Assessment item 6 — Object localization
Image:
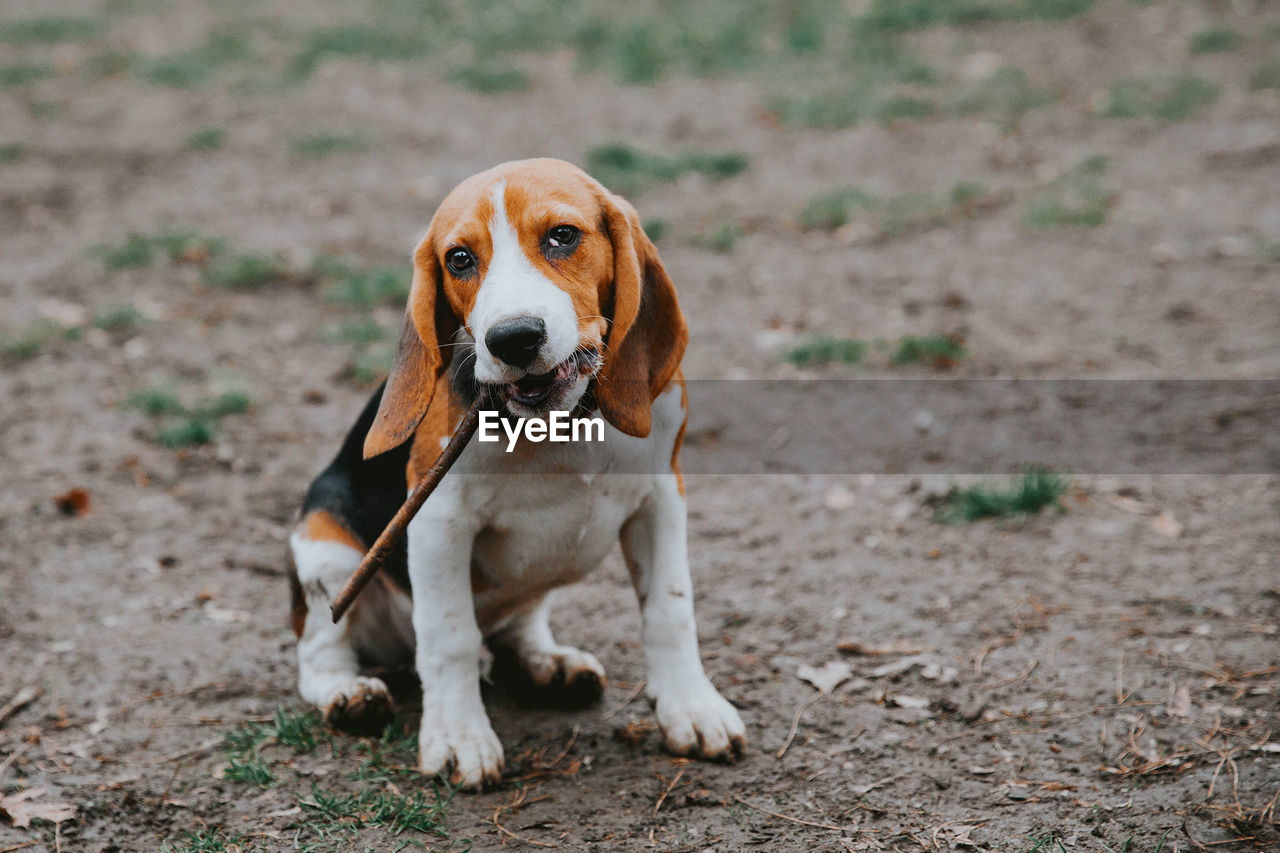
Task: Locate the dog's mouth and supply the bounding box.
[500,349,600,410]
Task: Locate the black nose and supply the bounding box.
[485,317,546,369]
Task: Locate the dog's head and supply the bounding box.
[362,158,687,459]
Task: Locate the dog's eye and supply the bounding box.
[445,248,475,275]
[546,225,580,249]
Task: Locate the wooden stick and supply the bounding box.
[330,398,485,623]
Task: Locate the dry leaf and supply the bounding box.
[0,788,75,828]
[797,661,853,694]
[205,607,250,623]
[920,662,959,683]
[1166,685,1192,718]
[1108,495,1150,515]
[52,488,91,517]
[823,485,855,510]
[837,639,930,656]
[1151,511,1182,538]
[869,655,929,679]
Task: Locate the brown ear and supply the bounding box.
[596,193,688,438]
[362,243,457,458]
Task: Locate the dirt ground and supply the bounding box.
[2,1,1278,850]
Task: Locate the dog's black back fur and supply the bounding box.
[301,382,411,589]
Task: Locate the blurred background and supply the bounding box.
[1,1,1278,851]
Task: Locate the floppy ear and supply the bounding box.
[596,193,688,438]
[362,242,457,459]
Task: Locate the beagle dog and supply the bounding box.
[288,158,746,788]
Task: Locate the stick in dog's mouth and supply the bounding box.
[500,348,600,410]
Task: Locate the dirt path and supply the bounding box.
[1,1,1277,850]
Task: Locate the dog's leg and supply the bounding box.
[290,517,395,735]
[488,595,606,708]
[620,475,746,760]
[408,508,504,789]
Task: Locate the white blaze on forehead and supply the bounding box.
[469,180,580,383]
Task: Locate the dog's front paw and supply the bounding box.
[322,676,395,737]
[418,710,505,790]
[654,681,746,762]
[490,644,606,709]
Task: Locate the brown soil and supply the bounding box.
[1,1,1278,850]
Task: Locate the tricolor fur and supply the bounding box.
[288,159,745,789]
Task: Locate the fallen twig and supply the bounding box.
[982,659,1038,690]
[0,686,41,728]
[492,788,558,848]
[776,695,824,759]
[601,680,646,720]
[654,766,686,814]
[732,795,850,832]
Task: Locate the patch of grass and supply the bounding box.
[300,786,449,837]
[891,334,966,367]
[127,385,251,447]
[93,233,154,270]
[193,390,252,419]
[126,387,184,418]
[315,257,409,309]
[800,181,994,236]
[93,304,146,332]
[1095,75,1219,121]
[222,748,276,786]
[139,30,250,88]
[783,335,867,367]
[200,252,289,290]
[0,16,101,44]
[798,187,878,230]
[952,66,1054,128]
[341,343,396,385]
[768,37,941,131]
[770,86,935,129]
[1154,75,1219,120]
[290,25,429,80]
[290,133,366,159]
[693,216,742,252]
[1249,60,1280,92]
[151,230,224,263]
[1023,154,1112,228]
[0,143,26,164]
[185,126,226,151]
[155,417,216,448]
[448,62,530,93]
[351,724,418,785]
[586,143,749,195]
[325,317,388,346]
[82,49,134,78]
[1021,833,1071,853]
[0,320,71,361]
[642,218,669,242]
[860,0,1095,32]
[0,64,54,88]
[936,467,1069,523]
[268,705,324,753]
[221,706,324,788]
[1188,26,1243,55]
[164,828,253,853]
[95,231,224,270]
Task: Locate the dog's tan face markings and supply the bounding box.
[423,161,612,355]
[364,157,687,458]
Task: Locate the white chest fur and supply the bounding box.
[408,383,685,632]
